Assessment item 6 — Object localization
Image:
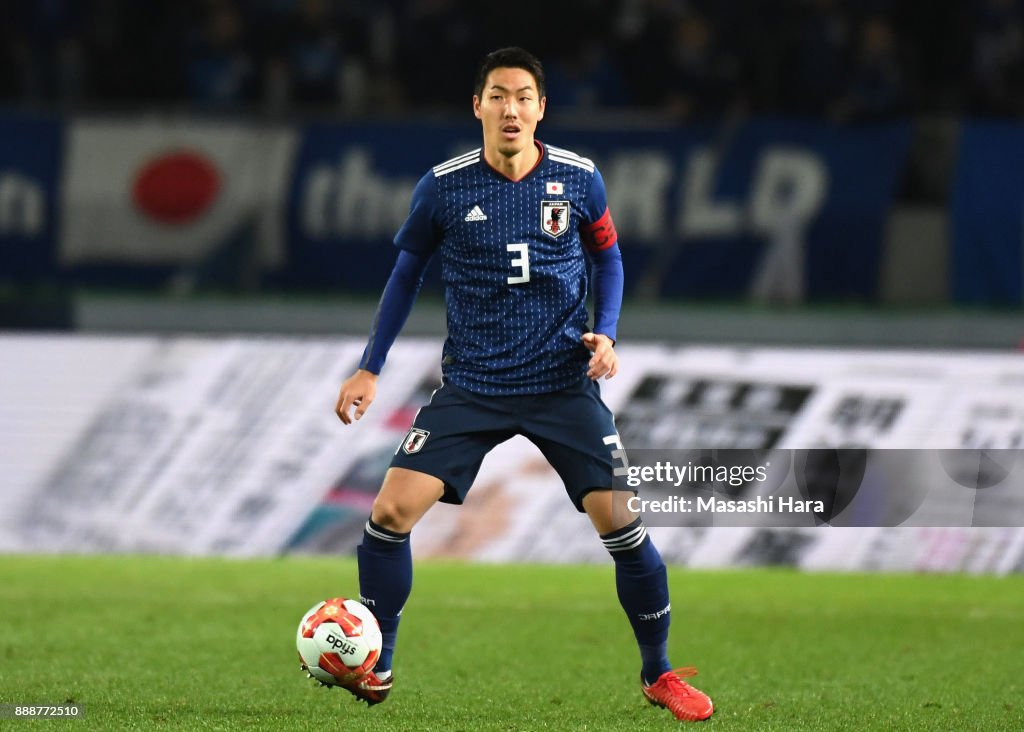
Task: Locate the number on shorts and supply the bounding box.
[603,434,629,477]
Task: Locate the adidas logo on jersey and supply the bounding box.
[464,205,488,222]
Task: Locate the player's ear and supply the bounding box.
[473,95,482,119]
[537,96,546,120]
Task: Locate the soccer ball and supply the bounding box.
[296,597,382,687]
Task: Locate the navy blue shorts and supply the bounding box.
[390,375,622,511]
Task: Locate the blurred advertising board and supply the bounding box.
[3,334,1024,574]
[0,113,909,301]
[284,118,911,300]
[952,121,1024,305]
[0,113,62,278]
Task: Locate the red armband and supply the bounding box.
[580,207,618,252]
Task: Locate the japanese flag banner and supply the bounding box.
[60,119,296,268]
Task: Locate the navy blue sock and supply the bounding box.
[601,518,672,685]
[357,519,412,674]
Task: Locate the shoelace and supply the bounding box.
[659,667,700,698]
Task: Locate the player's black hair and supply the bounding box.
[474,47,546,99]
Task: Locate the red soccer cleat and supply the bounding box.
[340,669,393,706]
[642,667,714,722]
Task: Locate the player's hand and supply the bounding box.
[336,369,378,425]
[582,333,618,380]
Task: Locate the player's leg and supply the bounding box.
[527,420,675,686]
[577,488,713,721]
[370,466,445,532]
[347,381,514,705]
[525,377,713,721]
[357,467,444,677]
[581,489,673,687]
[343,467,443,705]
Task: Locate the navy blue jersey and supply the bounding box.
[394,142,618,395]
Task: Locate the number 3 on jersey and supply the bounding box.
[507,243,530,284]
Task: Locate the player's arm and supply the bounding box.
[336,173,441,424]
[335,249,432,423]
[580,168,623,380]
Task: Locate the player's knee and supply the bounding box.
[583,488,639,535]
[370,496,417,533]
[372,468,444,531]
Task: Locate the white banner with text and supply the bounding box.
[3,334,1023,573]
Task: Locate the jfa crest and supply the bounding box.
[402,427,430,454]
[541,200,570,238]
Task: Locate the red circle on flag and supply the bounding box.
[132,150,221,225]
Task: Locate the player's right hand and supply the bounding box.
[336,369,378,425]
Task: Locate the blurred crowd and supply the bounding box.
[1,0,1023,121]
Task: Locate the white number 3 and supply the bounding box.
[507,243,530,284]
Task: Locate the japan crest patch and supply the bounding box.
[402,427,430,454]
[541,200,569,238]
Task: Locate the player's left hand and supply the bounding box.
[582,333,618,380]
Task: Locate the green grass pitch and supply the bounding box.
[1,555,1022,730]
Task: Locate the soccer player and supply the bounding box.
[334,47,713,723]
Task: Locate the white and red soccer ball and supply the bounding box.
[296,598,382,687]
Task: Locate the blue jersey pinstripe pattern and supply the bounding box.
[394,141,608,395]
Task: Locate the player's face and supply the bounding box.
[473,67,546,158]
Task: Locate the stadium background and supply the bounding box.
[3,0,1024,563]
[3,3,1024,729]
[4,0,1024,569]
